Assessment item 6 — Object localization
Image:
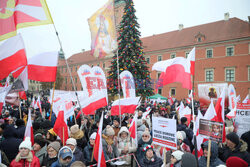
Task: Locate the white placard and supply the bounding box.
[152,116,177,150]
[235,103,250,137]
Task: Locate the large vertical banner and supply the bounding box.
[235,103,250,137]
[198,83,228,111]
[120,70,136,98]
[88,0,117,58]
[152,117,177,150]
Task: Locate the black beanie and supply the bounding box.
[226,132,240,146]
[34,136,46,148]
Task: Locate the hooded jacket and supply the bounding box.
[83,142,96,166]
[0,125,22,162]
[117,126,136,165]
[219,139,250,165]
[10,151,40,167]
[139,153,163,167]
[198,141,224,167]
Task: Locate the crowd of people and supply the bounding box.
[0,94,249,167]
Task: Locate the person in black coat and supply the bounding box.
[0,125,22,162]
[219,132,250,165]
[83,132,97,166]
[15,119,25,139]
[139,145,163,167]
[241,130,250,153]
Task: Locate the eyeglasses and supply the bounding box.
[142,135,149,137]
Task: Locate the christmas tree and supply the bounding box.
[108,0,154,97]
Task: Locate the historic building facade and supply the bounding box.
[58,13,250,100]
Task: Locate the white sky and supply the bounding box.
[3,0,250,59]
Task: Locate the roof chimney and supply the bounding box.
[179,24,184,31]
[224,12,229,21]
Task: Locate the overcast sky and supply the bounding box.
[5,0,250,59]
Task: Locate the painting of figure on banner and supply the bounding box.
[88,0,117,58]
[199,119,223,142]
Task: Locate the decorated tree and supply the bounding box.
[108,0,154,97]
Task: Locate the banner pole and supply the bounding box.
[207,139,211,167]
[116,49,122,127]
[49,82,56,121]
[63,126,65,146]
[45,0,83,120]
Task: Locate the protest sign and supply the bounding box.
[235,103,250,137]
[199,119,223,142]
[152,116,177,150]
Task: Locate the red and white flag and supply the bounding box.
[0,34,27,80]
[120,70,136,98]
[215,88,226,142]
[179,106,192,126]
[187,47,195,76]
[27,52,58,82]
[236,95,241,103]
[0,0,52,41]
[53,110,68,146]
[226,84,237,119]
[94,112,106,167]
[24,109,34,145]
[186,90,192,104]
[129,112,138,147]
[204,99,217,121]
[168,91,174,105]
[34,95,42,114]
[142,107,151,119]
[0,85,12,115]
[111,97,140,116]
[242,95,249,104]
[153,57,192,90]
[31,96,36,108]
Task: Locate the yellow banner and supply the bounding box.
[88,0,117,58]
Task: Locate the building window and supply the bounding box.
[65,77,67,84]
[75,77,77,83]
[185,52,189,58]
[158,89,162,95]
[248,67,250,81]
[75,66,78,71]
[205,69,214,82]
[146,57,150,64]
[103,63,105,69]
[206,49,213,58]
[65,67,67,73]
[170,53,176,59]
[197,37,201,42]
[225,68,235,81]
[170,88,176,96]
[157,55,162,61]
[226,46,234,56]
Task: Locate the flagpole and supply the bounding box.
[45,0,84,121]
[49,82,56,121]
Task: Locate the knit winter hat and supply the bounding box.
[19,137,32,150]
[171,150,184,161]
[181,152,197,167]
[105,125,115,136]
[70,124,84,139]
[226,132,240,146]
[90,132,97,140]
[66,138,77,146]
[226,156,248,167]
[48,141,61,153]
[142,145,154,152]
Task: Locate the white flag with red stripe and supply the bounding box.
[186,90,192,104]
[204,99,217,121]
[153,57,192,90]
[187,47,195,76]
[34,95,42,114]
[168,90,174,105]
[120,70,136,98]
[0,85,12,115]
[24,109,34,145]
[94,112,106,167]
[179,106,192,126]
[111,97,140,116]
[129,112,138,147]
[226,84,237,119]
[242,95,249,104]
[0,34,27,80]
[142,107,151,119]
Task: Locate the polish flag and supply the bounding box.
[0,85,12,115]
[179,106,192,126]
[27,52,58,82]
[120,70,136,98]
[168,91,174,105]
[226,84,237,119]
[53,110,68,146]
[0,34,27,80]
[94,112,106,167]
[186,91,192,104]
[187,47,196,76]
[19,91,27,100]
[236,95,241,103]
[24,109,34,145]
[215,88,226,142]
[129,112,138,147]
[142,107,151,119]
[204,100,217,121]
[4,76,10,87]
[111,97,140,116]
[34,95,42,114]
[152,57,192,90]
[31,96,36,108]
[242,95,249,104]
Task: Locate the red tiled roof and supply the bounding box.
[142,17,250,52]
[64,17,250,65]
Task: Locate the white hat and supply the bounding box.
[19,137,32,150]
[172,150,184,161]
[176,131,184,141]
[90,132,97,140]
[105,125,115,136]
[66,138,77,146]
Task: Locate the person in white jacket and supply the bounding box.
[117,126,137,167]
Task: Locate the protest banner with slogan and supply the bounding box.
[198,83,228,111]
[152,117,177,150]
[235,103,250,137]
[199,119,223,142]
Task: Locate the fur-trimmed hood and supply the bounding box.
[225,139,248,152]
